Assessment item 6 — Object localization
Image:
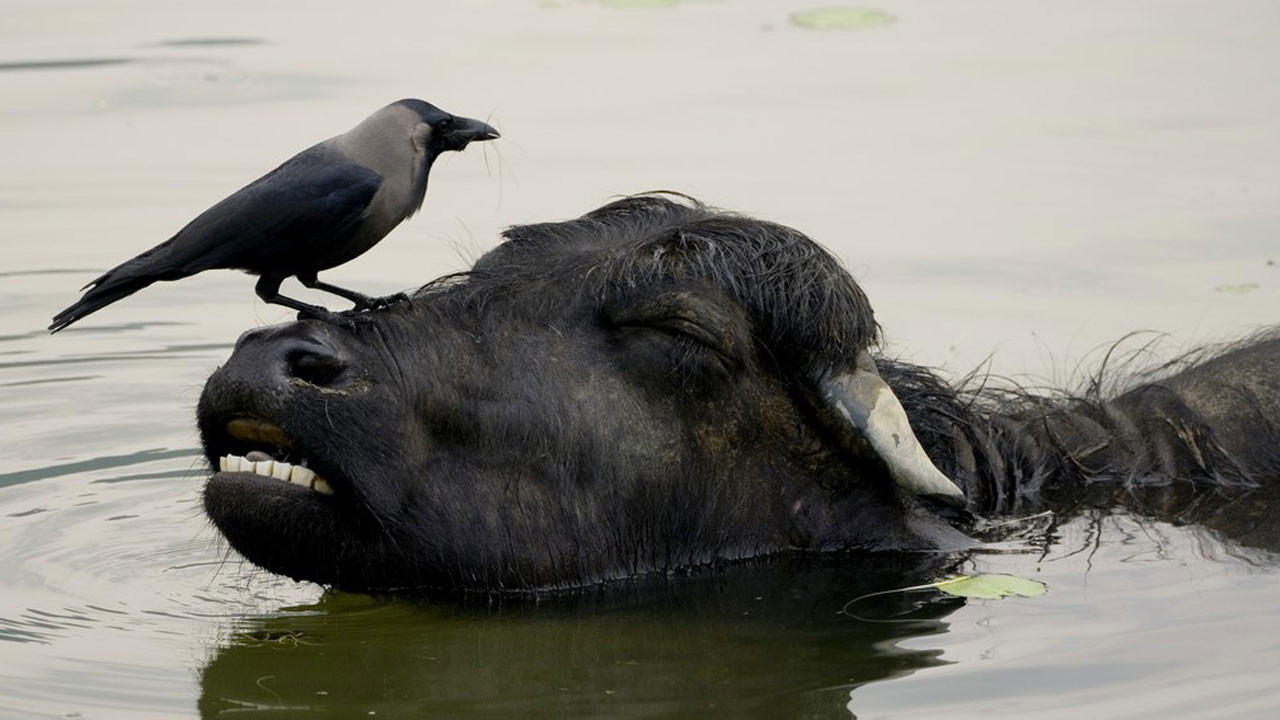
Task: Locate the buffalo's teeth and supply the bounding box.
[217,452,331,495]
[290,465,315,485]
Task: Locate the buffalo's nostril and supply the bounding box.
[286,346,348,387]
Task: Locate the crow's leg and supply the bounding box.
[297,273,407,311]
[255,275,338,322]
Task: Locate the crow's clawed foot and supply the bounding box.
[297,305,357,329]
[352,292,411,312]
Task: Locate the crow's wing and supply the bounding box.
[161,149,384,275]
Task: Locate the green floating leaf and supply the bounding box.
[840,573,1047,619]
[931,573,1047,600]
[790,7,896,31]
[1214,282,1260,295]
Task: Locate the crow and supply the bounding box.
[49,99,498,332]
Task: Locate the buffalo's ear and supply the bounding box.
[808,350,966,506]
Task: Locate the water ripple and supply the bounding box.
[0,58,132,72]
[0,448,201,489]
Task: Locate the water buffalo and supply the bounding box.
[197,195,1280,594]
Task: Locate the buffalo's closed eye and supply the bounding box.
[605,292,750,395]
[619,315,741,371]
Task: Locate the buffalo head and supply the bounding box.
[197,196,974,594]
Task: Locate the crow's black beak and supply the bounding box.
[441,116,500,151]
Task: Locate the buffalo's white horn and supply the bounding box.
[816,351,966,506]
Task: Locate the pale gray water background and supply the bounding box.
[1,0,1278,718]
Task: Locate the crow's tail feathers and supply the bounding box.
[48,271,160,333]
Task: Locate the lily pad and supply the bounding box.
[841,572,1048,618]
[790,7,896,31]
[930,573,1047,600]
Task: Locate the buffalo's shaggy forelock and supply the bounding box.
[439,194,879,376]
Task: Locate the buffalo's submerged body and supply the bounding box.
[197,196,1280,594]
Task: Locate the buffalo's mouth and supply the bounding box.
[201,408,395,591]
[206,417,341,499]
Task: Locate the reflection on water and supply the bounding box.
[2,0,1278,717]
[187,517,1278,719]
[199,559,959,718]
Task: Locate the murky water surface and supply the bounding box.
[2,1,1277,717]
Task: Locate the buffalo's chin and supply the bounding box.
[202,468,417,592]
[203,472,342,581]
